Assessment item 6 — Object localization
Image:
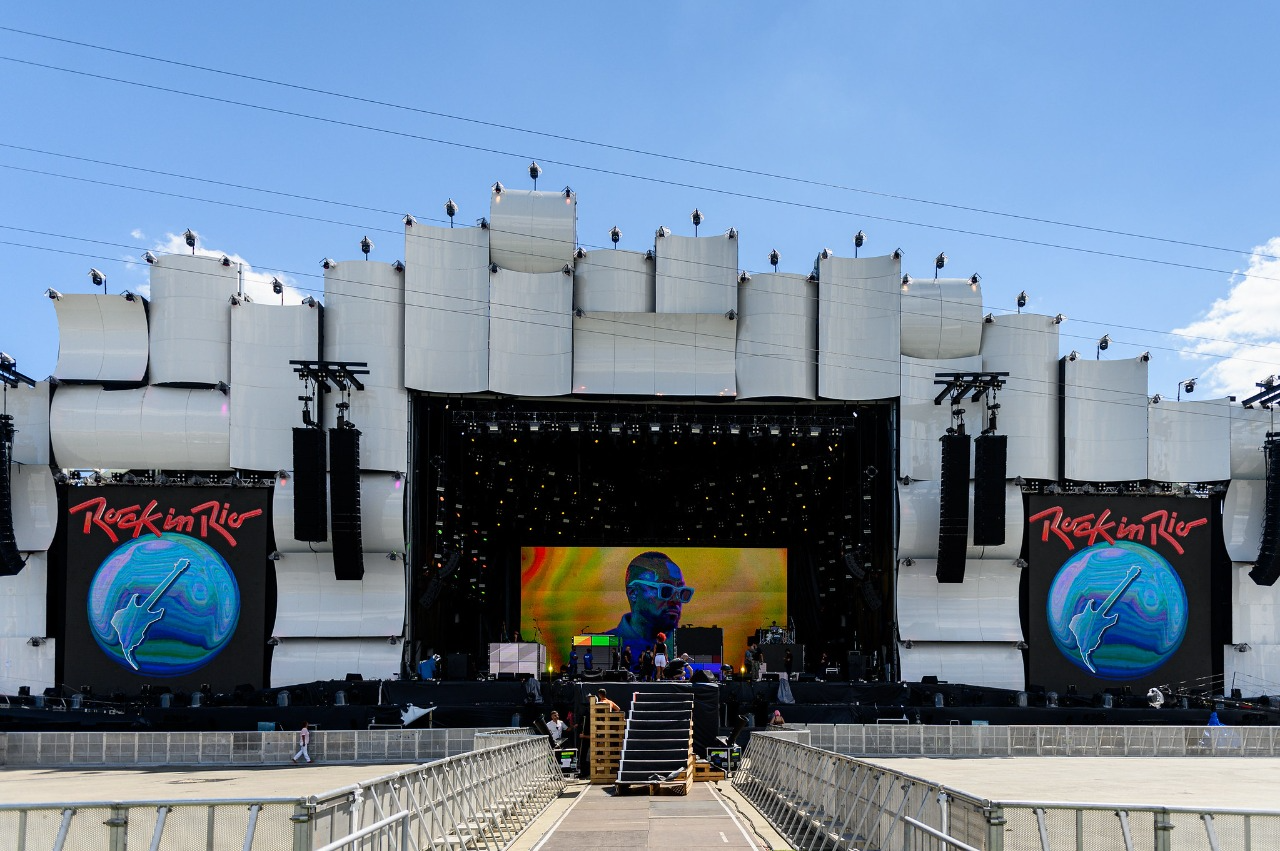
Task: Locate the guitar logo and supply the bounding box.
[1068,566,1141,673]
[110,559,190,671]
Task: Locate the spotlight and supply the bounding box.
[574,248,586,260]
[392,260,405,272]
[984,313,994,323]
[768,249,779,270]
[1179,378,1197,401]
[88,268,107,291]
[45,288,62,300]
[268,551,282,561]
[1067,351,1080,361]
[901,274,911,292]
[183,228,197,253]
[737,271,750,284]
[610,225,621,247]
[728,423,741,435]
[444,199,457,226]
[573,307,585,318]
[321,258,336,270]
[489,262,499,274]
[1150,394,1163,404]
[404,213,417,226]
[1096,334,1111,358]
[142,251,158,265]
[271,277,284,303]
[301,296,318,307]
[387,552,399,561]
[220,255,232,267]
[492,181,504,198]
[724,309,737,320]
[690,208,703,235]
[969,273,980,289]
[934,252,946,277]
[360,236,373,259]
[1140,351,1151,362]
[1053,313,1066,324]
[1017,290,1028,312]
[854,230,866,256]
[123,291,137,302]
[528,160,542,188]
[892,247,903,260]
[563,186,573,202]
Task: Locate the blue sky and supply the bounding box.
[2,4,1279,400]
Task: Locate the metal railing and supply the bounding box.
[734,735,1280,850]
[797,724,1280,758]
[305,735,565,850]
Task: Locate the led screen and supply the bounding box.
[521,546,786,672]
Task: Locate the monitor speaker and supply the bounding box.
[445,653,470,680]
[291,427,328,542]
[1251,437,1280,586]
[972,434,1007,546]
[329,426,363,580]
[937,432,971,583]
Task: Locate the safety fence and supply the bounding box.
[0,734,563,850]
[800,724,1280,758]
[734,734,1280,850]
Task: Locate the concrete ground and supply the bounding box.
[864,756,1280,809]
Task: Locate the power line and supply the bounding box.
[0,24,1272,264]
[1,54,1272,280]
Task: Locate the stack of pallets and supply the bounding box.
[588,699,626,783]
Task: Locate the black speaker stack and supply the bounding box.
[972,434,1007,546]
[0,415,23,575]
[1250,435,1280,586]
[291,427,329,542]
[937,432,971,582]
[329,426,364,580]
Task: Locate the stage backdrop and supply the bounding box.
[1027,494,1213,693]
[521,546,786,671]
[62,486,269,693]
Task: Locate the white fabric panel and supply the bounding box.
[817,254,901,400]
[0,635,55,696]
[229,302,320,472]
[52,294,149,382]
[269,638,402,688]
[1224,480,1267,562]
[900,279,983,359]
[0,552,47,637]
[148,254,237,385]
[736,272,817,400]
[574,249,654,313]
[899,355,982,481]
[571,313,735,397]
[1062,357,1149,482]
[272,474,403,553]
[272,474,329,553]
[50,386,230,470]
[897,559,1023,642]
[324,263,408,473]
[1223,643,1280,696]
[979,313,1060,480]
[1147,398,1232,483]
[654,232,738,315]
[899,642,1025,691]
[488,188,577,274]
[404,223,490,393]
[272,552,405,638]
[1232,563,1280,645]
[7,381,50,465]
[897,480,1025,560]
[1230,405,1274,480]
[488,269,573,397]
[11,466,56,552]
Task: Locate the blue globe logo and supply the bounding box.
[87,533,241,677]
[1046,541,1187,680]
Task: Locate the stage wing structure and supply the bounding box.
[896,558,1022,642]
[1147,398,1231,484]
[573,249,654,313]
[488,187,577,274]
[899,354,981,482]
[10,465,56,553]
[1061,356,1150,482]
[147,254,238,386]
[404,222,490,393]
[272,472,404,554]
[979,313,1060,481]
[818,253,901,400]
[897,479,1024,561]
[572,313,736,397]
[270,638,403,689]
[488,267,573,397]
[1230,404,1272,481]
[899,278,983,360]
[899,641,1025,692]
[52,293,149,383]
[654,230,739,316]
[272,552,405,639]
[7,381,50,465]
[735,272,817,400]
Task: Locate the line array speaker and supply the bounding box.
[937,432,971,583]
[291,427,328,542]
[0,415,23,575]
[972,434,1008,546]
[1250,436,1280,586]
[329,426,364,580]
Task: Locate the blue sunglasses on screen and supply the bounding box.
[628,579,695,603]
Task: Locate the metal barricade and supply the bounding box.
[998,801,1280,851]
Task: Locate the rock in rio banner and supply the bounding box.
[61,487,269,692]
[1026,495,1213,693]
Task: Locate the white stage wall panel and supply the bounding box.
[272,552,405,638]
[148,254,237,386]
[229,302,320,472]
[1223,479,1266,563]
[52,293,149,383]
[572,313,735,397]
[0,552,47,638]
[269,638,402,688]
[654,231,738,315]
[50,386,231,471]
[11,466,56,553]
[899,355,982,481]
[8,381,50,466]
[0,635,55,697]
[324,262,408,473]
[272,473,404,554]
[488,188,577,274]
[573,249,654,313]
[1147,398,1232,483]
[272,474,328,553]
[896,559,1023,642]
[900,279,983,360]
[979,313,1060,481]
[1223,643,1280,697]
[817,254,901,400]
[404,223,490,393]
[736,272,817,400]
[899,642,1025,691]
[1230,405,1274,480]
[897,480,1025,561]
[488,268,573,397]
[1232,563,1280,645]
[1062,357,1149,482]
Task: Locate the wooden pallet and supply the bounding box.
[693,760,726,782]
[588,700,625,783]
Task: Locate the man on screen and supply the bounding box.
[604,551,694,665]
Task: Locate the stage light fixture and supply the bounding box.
[1067,351,1080,361]
[183,228,197,253]
[393,260,405,272]
[486,421,499,433]
[934,252,946,277]
[728,423,741,435]
[690,208,703,235]
[142,251,158,264]
[768,425,781,437]
[302,296,318,307]
[1150,394,1163,404]
[969,273,980,290]
[892,247,903,260]
[88,268,107,292]
[768,248,780,270]
[268,551,282,561]
[321,258,336,270]
[1096,334,1111,358]
[610,225,621,247]
[809,425,822,437]
[492,181,504,198]
[854,230,866,257]
[360,236,373,258]
[1179,377,1197,400]
[901,274,911,292]
[984,313,994,323]
[528,160,542,188]
[610,423,622,434]
[1017,290,1028,312]
[1053,313,1066,324]
[44,288,61,300]
[404,213,417,227]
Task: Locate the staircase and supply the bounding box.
[615,691,694,793]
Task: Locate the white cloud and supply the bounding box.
[1174,236,1280,396]
[130,228,145,240]
[150,231,310,305]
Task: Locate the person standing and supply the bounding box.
[546,710,569,746]
[620,645,633,673]
[291,721,312,764]
[583,648,594,672]
[568,647,578,676]
[654,640,668,681]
